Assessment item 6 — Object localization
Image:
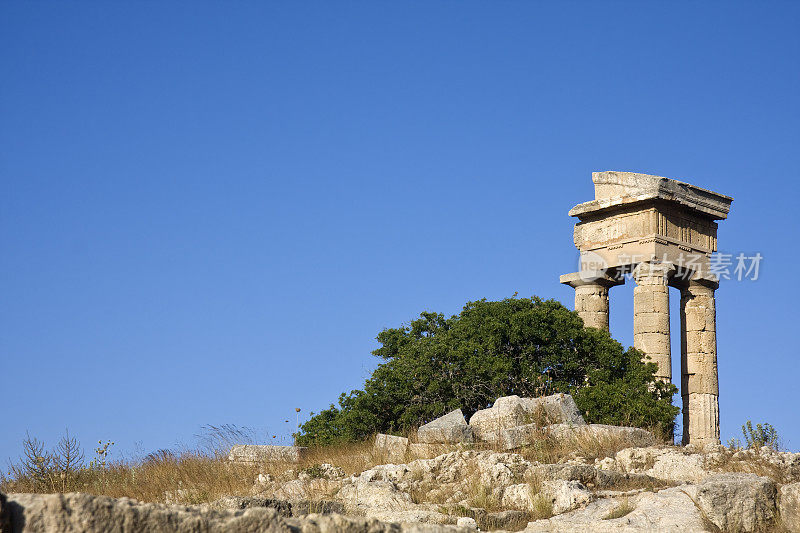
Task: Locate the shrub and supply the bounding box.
[741,420,780,451]
[297,297,678,445]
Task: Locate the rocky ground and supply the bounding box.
[3,395,799,532]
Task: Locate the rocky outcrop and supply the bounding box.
[0,492,470,533]
[609,446,712,482]
[525,487,707,532]
[469,394,585,444]
[683,473,777,533]
[417,410,472,444]
[780,482,800,533]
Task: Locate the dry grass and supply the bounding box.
[707,449,797,485]
[511,425,657,464]
[2,451,261,504]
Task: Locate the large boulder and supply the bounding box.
[779,482,800,532]
[0,492,470,533]
[469,394,585,444]
[228,444,307,463]
[683,473,777,533]
[417,409,473,444]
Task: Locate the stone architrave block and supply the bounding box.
[469,394,585,444]
[228,444,308,464]
[500,423,655,450]
[373,433,409,463]
[417,409,473,444]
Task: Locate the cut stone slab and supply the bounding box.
[499,423,655,450]
[374,434,409,463]
[417,409,473,444]
[228,444,307,464]
[469,394,585,444]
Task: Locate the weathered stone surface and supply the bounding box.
[683,473,777,533]
[228,444,307,463]
[779,482,800,532]
[417,409,472,444]
[525,487,707,532]
[374,433,410,463]
[210,496,344,517]
[470,394,585,444]
[409,443,454,458]
[542,480,593,515]
[455,517,477,530]
[339,480,415,513]
[501,423,655,451]
[612,446,712,483]
[1,492,470,533]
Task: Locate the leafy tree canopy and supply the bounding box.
[297,297,678,445]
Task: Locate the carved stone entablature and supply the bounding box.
[570,172,732,275]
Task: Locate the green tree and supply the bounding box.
[297,297,678,445]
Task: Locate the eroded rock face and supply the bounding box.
[612,446,712,482]
[779,482,800,533]
[469,394,585,444]
[417,410,473,444]
[683,473,777,533]
[525,487,707,532]
[0,492,469,533]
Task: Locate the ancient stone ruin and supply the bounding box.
[560,171,733,447]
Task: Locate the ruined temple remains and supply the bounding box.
[560,171,732,447]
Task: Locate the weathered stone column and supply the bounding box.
[633,262,674,382]
[560,271,621,331]
[680,278,720,446]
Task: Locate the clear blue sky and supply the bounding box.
[2,2,798,464]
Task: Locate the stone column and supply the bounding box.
[574,283,611,330]
[560,271,622,331]
[633,262,675,382]
[680,278,720,446]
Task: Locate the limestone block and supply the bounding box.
[683,473,777,533]
[632,312,669,332]
[408,442,453,458]
[228,445,308,464]
[685,372,719,395]
[374,434,409,463]
[469,394,585,444]
[779,482,800,533]
[417,409,473,444]
[634,332,670,354]
[501,423,655,451]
